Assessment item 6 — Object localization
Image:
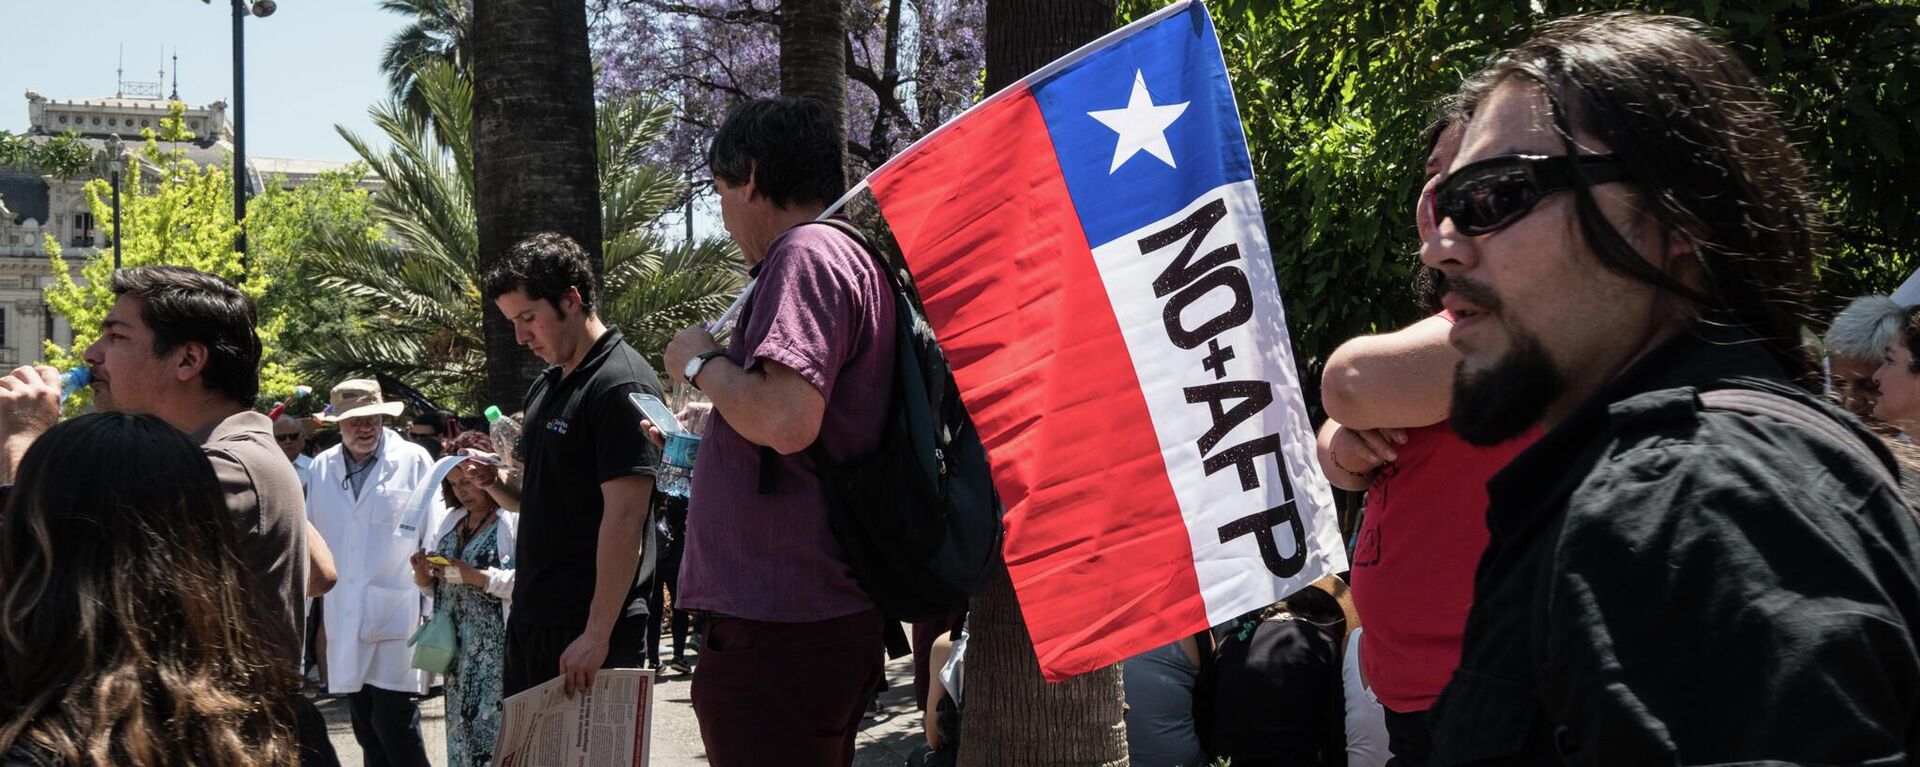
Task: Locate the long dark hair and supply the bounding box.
[0,413,296,766]
[1461,11,1820,382]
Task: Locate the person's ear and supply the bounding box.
[173,340,210,384]
[562,286,584,318]
[1656,227,1704,292]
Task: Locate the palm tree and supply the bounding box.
[379,0,471,122]
[301,62,741,411]
[960,7,1127,764]
[471,0,604,408]
[780,0,849,185]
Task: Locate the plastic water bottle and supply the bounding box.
[59,367,90,402]
[489,415,522,464]
[657,432,701,498]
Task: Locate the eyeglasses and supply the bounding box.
[275,433,302,443]
[1430,153,1628,236]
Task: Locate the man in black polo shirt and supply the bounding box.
[475,232,662,696]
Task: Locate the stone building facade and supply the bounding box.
[0,89,367,368]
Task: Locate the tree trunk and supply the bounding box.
[961,5,1123,764]
[982,0,1116,93]
[959,555,1130,766]
[778,0,848,186]
[470,0,603,408]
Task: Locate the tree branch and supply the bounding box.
[647,0,777,26]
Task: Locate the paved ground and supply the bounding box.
[317,647,924,766]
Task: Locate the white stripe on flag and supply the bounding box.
[1088,180,1347,626]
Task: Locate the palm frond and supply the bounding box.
[304,63,738,411]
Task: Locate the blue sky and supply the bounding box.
[0,0,408,162]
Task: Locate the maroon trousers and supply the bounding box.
[691,608,886,766]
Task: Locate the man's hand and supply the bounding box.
[558,631,611,697]
[664,326,722,386]
[0,366,63,483]
[639,420,667,450]
[460,449,502,488]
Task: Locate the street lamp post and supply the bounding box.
[205,0,275,275]
[104,134,125,269]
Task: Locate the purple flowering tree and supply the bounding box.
[591,0,984,181]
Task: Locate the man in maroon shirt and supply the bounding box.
[661,97,897,767]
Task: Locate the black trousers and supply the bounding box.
[504,612,648,697]
[1383,706,1431,767]
[345,686,431,767]
[294,695,342,767]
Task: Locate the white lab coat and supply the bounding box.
[307,429,441,695]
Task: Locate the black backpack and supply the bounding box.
[800,219,1003,638]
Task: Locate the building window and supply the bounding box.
[57,115,67,124]
[75,213,93,239]
[108,118,117,127]
[91,116,100,126]
[141,119,150,127]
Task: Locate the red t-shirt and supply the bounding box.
[1350,421,1536,712]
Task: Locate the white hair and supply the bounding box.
[1824,294,1904,361]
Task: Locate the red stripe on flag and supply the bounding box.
[870,87,1209,680]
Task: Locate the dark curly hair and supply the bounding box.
[481,232,598,316]
[1452,11,1821,383]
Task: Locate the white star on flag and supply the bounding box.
[1088,69,1191,173]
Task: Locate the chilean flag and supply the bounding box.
[860,0,1345,680]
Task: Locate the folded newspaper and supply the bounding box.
[493,668,655,767]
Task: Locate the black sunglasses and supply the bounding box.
[275,433,302,443]
[1430,153,1628,236]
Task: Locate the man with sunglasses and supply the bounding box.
[276,413,314,488]
[1421,13,1920,766]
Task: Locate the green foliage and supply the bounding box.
[0,129,94,179]
[1156,0,1920,401]
[40,102,341,410]
[247,165,385,411]
[304,61,742,412]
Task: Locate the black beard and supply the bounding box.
[1450,330,1562,446]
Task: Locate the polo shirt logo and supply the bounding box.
[546,418,570,436]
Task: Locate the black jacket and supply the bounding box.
[1429,324,1920,766]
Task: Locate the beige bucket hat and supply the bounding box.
[318,378,405,422]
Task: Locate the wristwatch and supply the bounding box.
[684,350,728,389]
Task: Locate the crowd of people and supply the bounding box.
[4,9,1920,767]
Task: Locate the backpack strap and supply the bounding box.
[1697,388,1897,489]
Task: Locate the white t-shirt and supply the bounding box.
[940,629,969,707]
[1344,628,1391,767]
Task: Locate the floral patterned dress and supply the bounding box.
[432,512,510,767]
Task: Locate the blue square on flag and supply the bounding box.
[1031,3,1255,248]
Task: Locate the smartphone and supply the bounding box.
[426,555,452,567]
[630,392,685,435]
